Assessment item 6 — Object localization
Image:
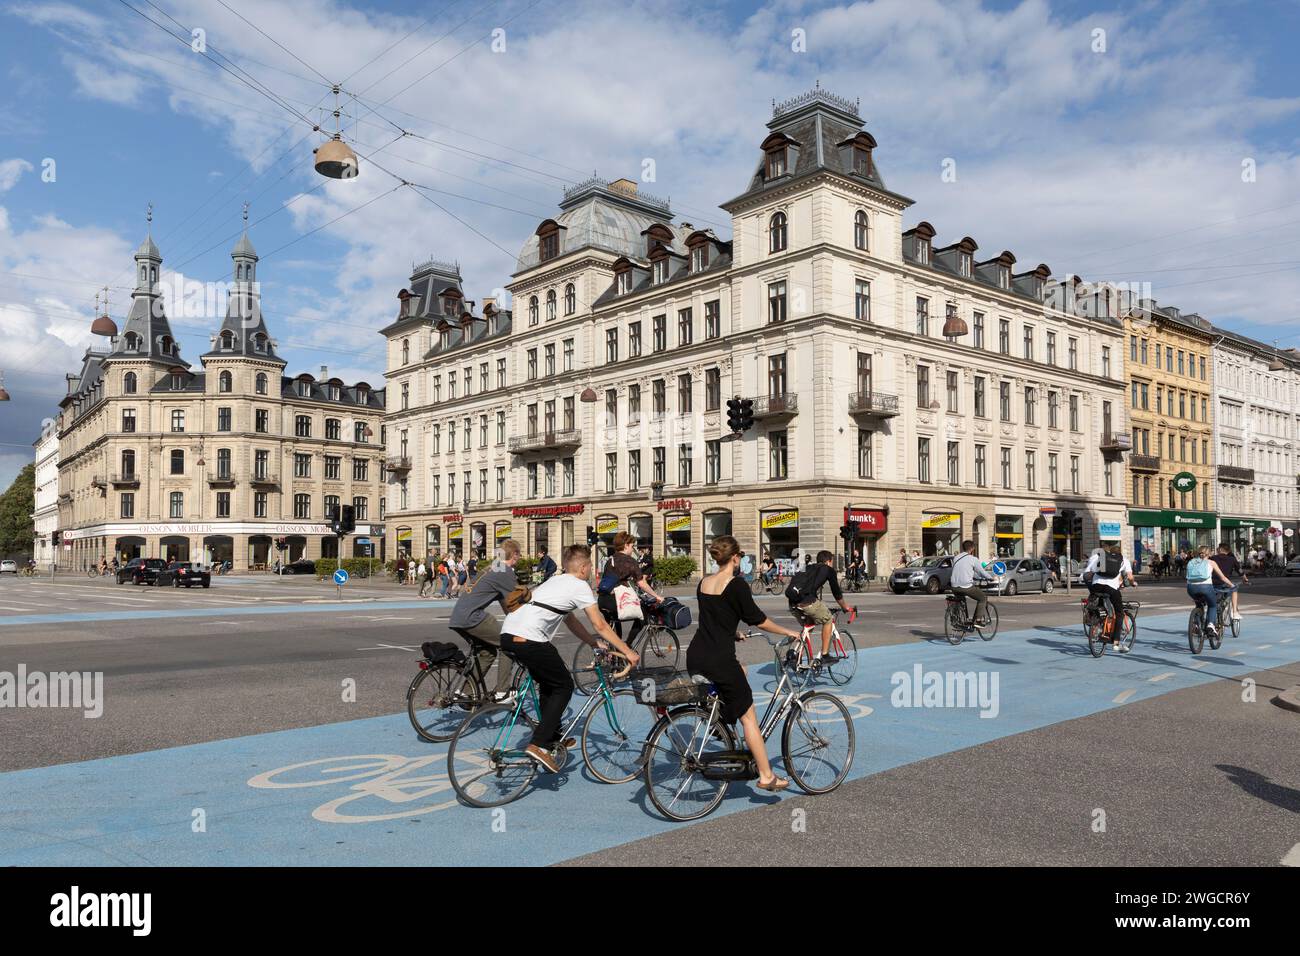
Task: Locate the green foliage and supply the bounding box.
[0,464,36,559]
[514,555,537,583]
[313,557,379,580]
[653,554,697,586]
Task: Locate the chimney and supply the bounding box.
[320,365,329,379]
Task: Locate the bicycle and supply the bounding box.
[781,606,858,685]
[642,633,854,822]
[843,569,871,594]
[1081,592,1139,657]
[750,570,785,595]
[1188,584,1237,654]
[943,592,999,644]
[447,649,656,807]
[407,635,528,743]
[20,566,37,577]
[571,608,680,696]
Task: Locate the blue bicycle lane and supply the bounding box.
[2,612,1297,866]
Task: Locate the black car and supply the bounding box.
[116,557,167,585]
[157,563,211,588]
[280,559,317,575]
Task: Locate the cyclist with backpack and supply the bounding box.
[498,544,640,773]
[1186,545,1234,638]
[784,549,853,664]
[448,538,526,703]
[1084,542,1137,642]
[596,531,664,646]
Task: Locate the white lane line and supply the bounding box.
[361,616,415,622]
[1229,650,1246,657]
[1189,660,1211,670]
[0,605,40,611]
[1281,638,1295,644]
[356,643,419,652]
[1283,843,1300,867]
[1112,689,1138,704]
[1258,644,1272,650]
[1148,672,1176,682]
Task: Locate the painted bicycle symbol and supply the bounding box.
[751,690,877,720]
[247,753,460,823]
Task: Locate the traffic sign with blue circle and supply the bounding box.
[333,569,349,585]
[991,561,1007,576]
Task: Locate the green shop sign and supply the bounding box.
[1220,518,1272,531]
[1172,472,1197,493]
[1128,509,1217,530]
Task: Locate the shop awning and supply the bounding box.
[1220,517,1272,531]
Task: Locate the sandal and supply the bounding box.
[756,776,789,793]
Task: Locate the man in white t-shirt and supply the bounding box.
[498,543,639,772]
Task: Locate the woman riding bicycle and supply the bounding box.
[596,531,664,646]
[692,536,801,793]
[1186,545,1234,638]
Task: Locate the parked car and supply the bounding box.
[117,557,167,585]
[281,559,317,575]
[983,557,1054,595]
[0,559,16,574]
[1286,557,1300,576]
[889,555,954,594]
[158,563,211,588]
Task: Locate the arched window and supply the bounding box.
[123,372,137,394]
[159,335,174,355]
[528,296,539,326]
[150,266,157,284]
[220,330,235,350]
[219,370,232,393]
[546,289,556,321]
[124,333,141,351]
[769,211,787,253]
[564,283,576,315]
[253,333,266,353]
[255,372,268,395]
[402,339,410,365]
[854,210,869,251]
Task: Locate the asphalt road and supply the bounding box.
[1,572,1297,866]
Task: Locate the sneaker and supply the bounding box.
[491,690,516,704]
[525,744,559,773]
[1206,623,1218,635]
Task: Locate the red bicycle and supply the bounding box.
[782,606,858,685]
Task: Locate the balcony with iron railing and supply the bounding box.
[1099,432,1132,455]
[249,470,280,487]
[848,391,899,418]
[109,473,140,487]
[385,456,412,473]
[1128,454,1160,473]
[750,393,798,419]
[1217,464,1255,484]
[508,429,583,453]
[207,470,237,487]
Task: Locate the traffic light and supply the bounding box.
[739,398,754,432]
[327,503,340,534]
[275,537,287,551]
[340,505,356,535]
[726,397,742,432]
[586,526,597,547]
[51,530,59,549]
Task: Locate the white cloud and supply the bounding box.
[65,56,146,106]
[0,159,33,192]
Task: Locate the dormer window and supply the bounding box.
[998,266,1010,289]
[616,264,634,295]
[917,241,929,265]
[329,384,341,401]
[766,147,786,179]
[645,224,673,258]
[653,258,670,284]
[357,386,369,404]
[159,335,174,355]
[170,372,184,390]
[853,144,872,176]
[124,333,140,351]
[769,211,788,253]
[691,244,708,272]
[220,330,236,350]
[536,220,561,262]
[297,380,311,398]
[959,253,972,277]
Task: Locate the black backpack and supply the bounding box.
[784,566,818,604]
[1102,551,1124,578]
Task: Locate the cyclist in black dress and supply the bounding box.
[690,535,801,793]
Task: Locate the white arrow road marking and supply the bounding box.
[1189,661,1211,670]
[1258,644,1272,650]
[1283,843,1300,867]
[1280,638,1295,644]
[361,615,415,622]
[1149,672,1176,682]
[1112,689,1137,704]
[1229,650,1246,657]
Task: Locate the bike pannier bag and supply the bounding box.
[421,641,466,665]
[656,597,692,630]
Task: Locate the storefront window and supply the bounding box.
[595,514,619,567]
[703,510,733,572]
[665,512,691,556]
[761,508,800,573]
[470,522,487,560]
[921,513,960,557]
[629,514,653,553]
[531,522,549,557]
[424,525,439,557]
[447,524,463,557]
[494,521,512,552]
[994,514,1024,559]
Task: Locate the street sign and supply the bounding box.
[333,569,349,585]
[991,561,1007,576]
[1098,521,1122,539]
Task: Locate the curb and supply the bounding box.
[1272,685,1300,715]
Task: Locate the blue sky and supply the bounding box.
[2,0,1300,491]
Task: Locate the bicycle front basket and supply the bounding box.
[652,673,712,706]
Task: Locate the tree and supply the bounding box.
[0,463,36,558]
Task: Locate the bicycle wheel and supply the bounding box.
[571,640,617,696]
[943,602,966,646]
[1187,610,1204,655]
[581,688,657,784]
[975,603,999,641]
[406,662,481,743]
[643,706,737,822]
[446,703,539,808]
[1086,614,1107,658]
[1208,615,1223,651]
[638,625,680,672]
[750,577,764,595]
[783,691,854,794]
[1230,613,1241,640]
[824,629,857,686]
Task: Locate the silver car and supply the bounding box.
[983,557,1054,596]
